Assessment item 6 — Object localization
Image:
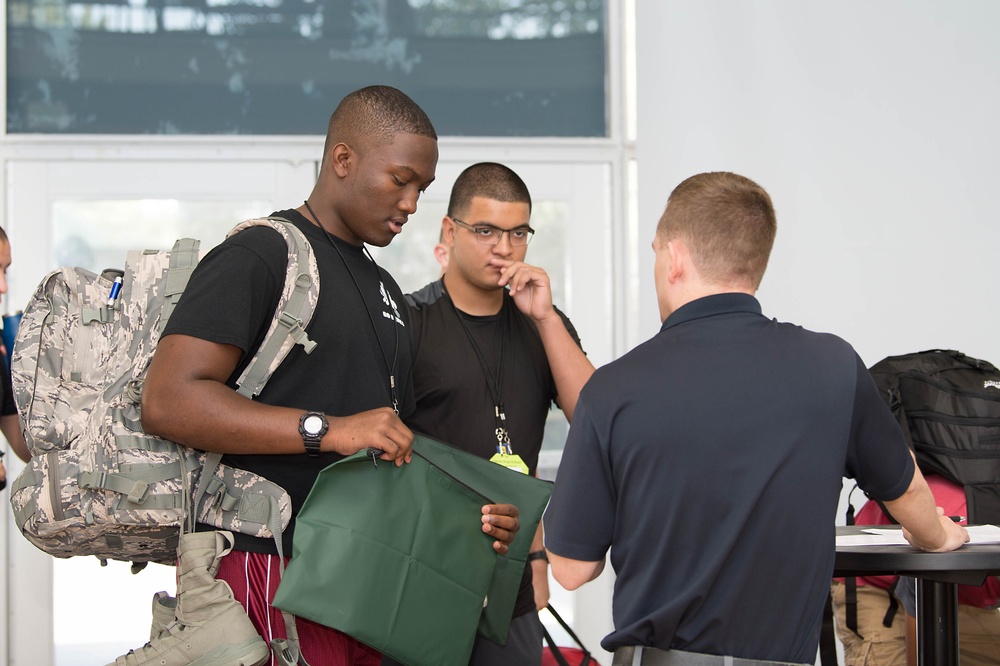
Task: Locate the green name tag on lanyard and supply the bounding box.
[489,452,529,475]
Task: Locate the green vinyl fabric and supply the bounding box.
[408,434,554,644]
[272,434,553,666]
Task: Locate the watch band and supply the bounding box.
[527,550,548,563]
[303,435,322,457]
[299,411,328,457]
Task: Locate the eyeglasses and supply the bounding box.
[451,217,535,246]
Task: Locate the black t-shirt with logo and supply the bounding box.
[163,209,413,554]
[406,278,582,617]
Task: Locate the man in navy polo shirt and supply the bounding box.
[543,171,969,666]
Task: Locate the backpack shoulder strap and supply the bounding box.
[190,218,318,543]
[226,217,320,399]
[159,238,202,332]
[882,577,901,628]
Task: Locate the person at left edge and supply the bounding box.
[383,162,595,666]
[0,225,31,493]
[142,85,520,665]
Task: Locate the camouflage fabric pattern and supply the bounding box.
[196,461,292,539]
[9,219,313,564]
[11,268,121,453]
[229,217,320,396]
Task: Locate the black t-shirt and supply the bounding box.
[162,210,413,554]
[406,278,582,617]
[545,293,915,662]
[1,357,16,416]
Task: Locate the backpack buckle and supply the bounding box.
[127,481,150,504]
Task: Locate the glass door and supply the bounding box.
[3,154,618,665]
[2,158,315,666]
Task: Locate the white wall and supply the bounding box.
[629,3,999,662]
[635,1,1000,367]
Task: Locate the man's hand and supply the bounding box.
[493,260,556,323]
[0,458,7,489]
[327,408,413,465]
[902,507,970,552]
[482,503,520,555]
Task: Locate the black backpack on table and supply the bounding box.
[869,348,1000,525]
[820,349,1000,664]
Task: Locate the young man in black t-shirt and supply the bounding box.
[142,89,521,666]
[384,162,595,666]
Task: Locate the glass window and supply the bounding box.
[7,0,607,136]
[51,199,273,273]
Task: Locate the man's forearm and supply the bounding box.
[535,315,594,422]
[1,414,30,462]
[547,550,604,590]
[882,458,968,552]
[883,474,946,548]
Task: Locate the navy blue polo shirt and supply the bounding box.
[544,293,913,663]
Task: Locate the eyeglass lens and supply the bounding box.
[453,218,533,246]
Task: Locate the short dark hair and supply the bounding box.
[657,172,777,290]
[323,85,437,161]
[447,162,532,217]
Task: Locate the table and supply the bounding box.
[833,525,1000,666]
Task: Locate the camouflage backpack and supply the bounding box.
[8,217,318,565]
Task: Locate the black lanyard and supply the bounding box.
[442,281,513,454]
[304,201,399,413]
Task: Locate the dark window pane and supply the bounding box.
[7,0,607,136]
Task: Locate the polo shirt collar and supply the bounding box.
[661,292,762,332]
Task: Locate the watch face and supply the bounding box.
[303,414,324,436]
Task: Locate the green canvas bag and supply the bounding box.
[405,434,554,645]
[272,433,553,666]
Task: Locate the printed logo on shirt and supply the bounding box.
[985,380,1000,390]
[380,281,405,327]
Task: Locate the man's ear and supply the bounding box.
[667,238,686,283]
[442,217,457,246]
[433,243,448,267]
[329,142,353,177]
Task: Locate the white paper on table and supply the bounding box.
[836,524,1000,547]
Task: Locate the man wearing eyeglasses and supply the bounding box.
[386,162,595,666]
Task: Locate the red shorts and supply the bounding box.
[216,550,382,666]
